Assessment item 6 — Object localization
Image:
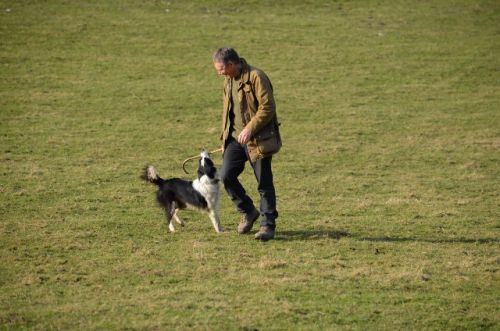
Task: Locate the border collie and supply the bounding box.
[141,150,223,233]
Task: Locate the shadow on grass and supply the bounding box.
[355,236,500,244]
[276,230,350,241]
[274,231,498,244]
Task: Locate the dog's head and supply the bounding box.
[197,149,219,182]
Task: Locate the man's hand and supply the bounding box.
[237,128,252,145]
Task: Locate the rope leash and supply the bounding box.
[182,148,223,174]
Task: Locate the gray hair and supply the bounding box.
[212,47,240,65]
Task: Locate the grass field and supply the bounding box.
[1,0,499,330]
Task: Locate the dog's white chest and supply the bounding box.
[193,175,220,209]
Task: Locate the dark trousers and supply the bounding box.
[220,136,278,228]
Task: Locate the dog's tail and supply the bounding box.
[141,165,164,186]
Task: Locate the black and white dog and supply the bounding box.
[141,150,223,233]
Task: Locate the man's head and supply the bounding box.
[213,47,241,78]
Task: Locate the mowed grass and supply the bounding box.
[1,0,499,329]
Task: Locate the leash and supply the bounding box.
[182,148,223,174]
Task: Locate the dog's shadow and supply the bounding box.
[275,230,350,241]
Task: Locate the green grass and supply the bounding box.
[1,0,499,330]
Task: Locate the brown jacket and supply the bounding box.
[221,58,282,162]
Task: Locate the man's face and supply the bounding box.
[213,61,238,78]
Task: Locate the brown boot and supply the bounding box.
[237,209,260,234]
[254,226,275,241]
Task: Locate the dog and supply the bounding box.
[141,149,223,233]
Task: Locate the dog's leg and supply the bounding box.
[173,208,185,227]
[164,202,176,232]
[166,212,175,232]
[208,209,223,233]
[165,212,175,232]
[171,202,184,227]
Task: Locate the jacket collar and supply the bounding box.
[224,58,251,86]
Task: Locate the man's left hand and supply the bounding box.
[237,128,252,145]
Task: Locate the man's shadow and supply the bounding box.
[276,230,350,241]
[353,236,500,244]
[274,230,498,244]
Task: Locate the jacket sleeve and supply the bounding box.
[245,70,276,135]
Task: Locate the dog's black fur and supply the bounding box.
[141,150,222,233]
[150,177,208,211]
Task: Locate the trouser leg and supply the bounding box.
[251,156,278,228]
[220,137,256,214]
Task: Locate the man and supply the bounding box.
[212,47,282,241]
